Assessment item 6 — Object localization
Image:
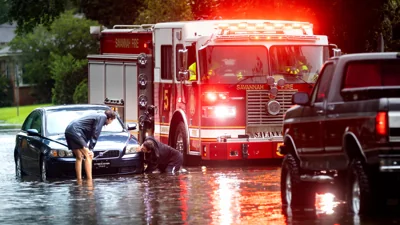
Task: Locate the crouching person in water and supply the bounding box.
[137,136,183,174]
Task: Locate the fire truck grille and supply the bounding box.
[246,89,297,126]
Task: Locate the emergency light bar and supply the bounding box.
[216,21,313,36]
[215,34,318,42]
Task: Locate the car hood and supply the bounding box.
[47,132,132,151]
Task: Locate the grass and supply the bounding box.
[0,104,52,124]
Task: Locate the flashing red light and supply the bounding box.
[376,111,388,136]
[206,93,217,102]
[204,92,229,102]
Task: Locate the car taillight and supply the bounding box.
[376,111,388,136]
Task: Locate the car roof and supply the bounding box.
[38,104,110,112]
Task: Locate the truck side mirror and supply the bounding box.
[292,92,310,105]
[329,44,342,57]
[177,49,188,81]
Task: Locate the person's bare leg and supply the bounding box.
[81,147,93,180]
[73,149,83,181]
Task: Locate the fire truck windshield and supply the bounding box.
[199,45,269,84]
[269,45,329,83]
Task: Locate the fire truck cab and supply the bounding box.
[88,20,336,165]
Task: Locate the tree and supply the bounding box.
[7,0,66,34]
[135,0,194,24]
[9,26,54,102]
[50,53,87,104]
[9,11,99,104]
[81,0,145,28]
[0,0,10,24]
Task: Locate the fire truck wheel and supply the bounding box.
[174,122,188,166]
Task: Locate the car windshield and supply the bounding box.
[46,109,124,136]
[199,45,269,84]
[269,45,329,84]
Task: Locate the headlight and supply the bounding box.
[50,149,74,158]
[126,144,140,154]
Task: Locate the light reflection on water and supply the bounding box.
[1,133,400,224]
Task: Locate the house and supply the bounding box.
[0,23,36,106]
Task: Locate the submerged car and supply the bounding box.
[14,104,144,181]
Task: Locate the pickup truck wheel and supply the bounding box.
[347,160,374,215]
[281,154,315,208]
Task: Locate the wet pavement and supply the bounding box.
[1,130,400,224]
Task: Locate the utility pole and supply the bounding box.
[15,63,19,116]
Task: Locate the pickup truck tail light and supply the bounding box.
[376,111,388,136]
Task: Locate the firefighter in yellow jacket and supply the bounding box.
[188,62,197,81]
[286,59,309,75]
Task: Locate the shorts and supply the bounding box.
[65,132,87,150]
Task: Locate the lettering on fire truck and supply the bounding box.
[163,89,169,111]
[115,38,140,48]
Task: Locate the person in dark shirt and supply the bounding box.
[65,109,116,180]
[137,136,183,174]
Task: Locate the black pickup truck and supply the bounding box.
[279,52,400,215]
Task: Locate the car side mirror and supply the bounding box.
[126,123,137,131]
[292,92,310,105]
[27,129,40,136]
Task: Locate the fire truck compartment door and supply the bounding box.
[89,62,105,104]
[105,63,124,101]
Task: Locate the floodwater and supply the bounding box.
[1,131,400,225]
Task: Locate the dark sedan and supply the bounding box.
[14,104,144,181]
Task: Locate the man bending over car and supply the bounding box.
[65,110,116,181]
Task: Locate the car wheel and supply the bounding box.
[40,157,48,182]
[347,160,375,215]
[281,154,315,209]
[174,122,188,166]
[15,154,24,178]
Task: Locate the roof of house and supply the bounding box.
[0,23,16,44]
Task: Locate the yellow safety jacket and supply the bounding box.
[286,61,309,75]
[189,62,197,81]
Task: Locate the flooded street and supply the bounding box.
[1,131,400,225]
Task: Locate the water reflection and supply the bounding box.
[2,132,400,224]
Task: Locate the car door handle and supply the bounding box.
[316,110,324,114]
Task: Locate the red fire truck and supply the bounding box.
[88,20,338,165]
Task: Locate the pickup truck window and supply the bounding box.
[311,63,334,103]
[344,60,400,88]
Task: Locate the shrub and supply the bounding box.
[73,78,88,103]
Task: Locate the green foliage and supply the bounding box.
[50,11,99,59]
[50,53,87,104]
[9,11,99,104]
[9,26,54,102]
[0,75,13,107]
[81,0,144,28]
[7,0,66,35]
[73,78,88,104]
[0,0,10,24]
[135,0,194,24]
